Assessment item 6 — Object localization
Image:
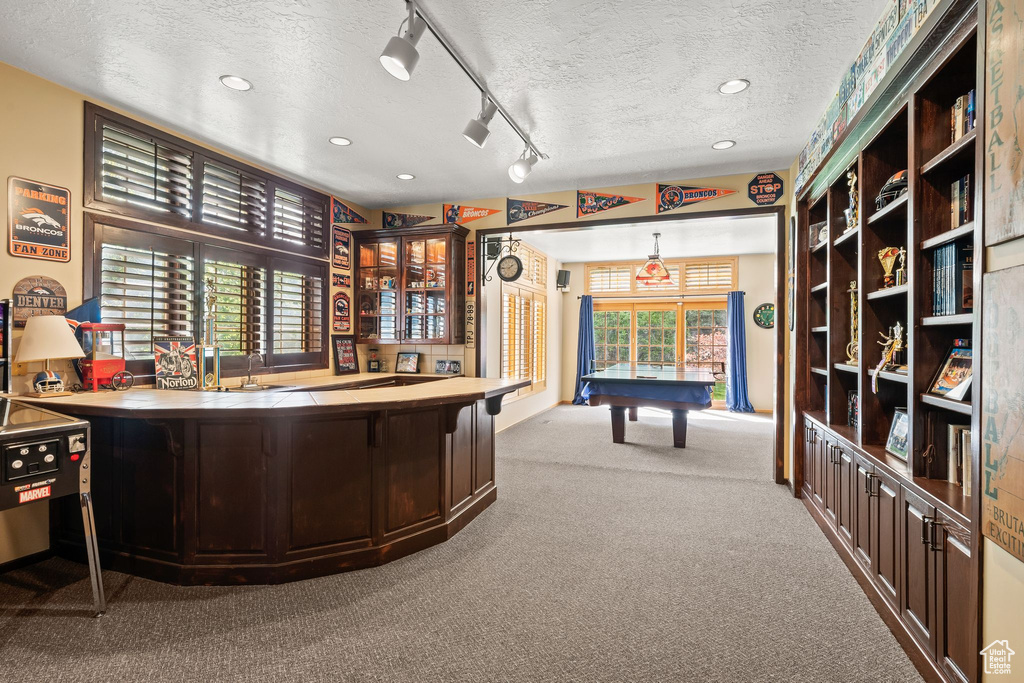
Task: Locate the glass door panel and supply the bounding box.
[425,263,446,289]
[405,315,425,340]
[359,244,377,267]
[425,315,445,339]
[379,241,398,267]
[425,291,445,314]
[426,238,446,264]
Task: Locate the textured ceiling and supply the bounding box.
[0,0,888,207]
[515,214,777,262]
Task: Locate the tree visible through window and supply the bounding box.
[636,309,676,363]
[593,310,630,370]
[685,308,728,401]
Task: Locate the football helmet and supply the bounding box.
[875,170,908,210]
[32,370,65,393]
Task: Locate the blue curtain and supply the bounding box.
[726,291,754,413]
[572,295,595,405]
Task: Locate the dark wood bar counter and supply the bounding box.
[23,375,527,585]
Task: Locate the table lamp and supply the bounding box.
[14,315,86,397]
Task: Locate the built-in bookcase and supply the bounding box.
[796,9,982,681]
[798,29,980,521]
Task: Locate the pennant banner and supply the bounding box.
[443,204,501,224]
[331,197,368,225]
[577,191,644,218]
[656,184,736,213]
[507,199,569,224]
[383,211,434,229]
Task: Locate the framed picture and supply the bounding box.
[885,408,910,461]
[154,336,199,390]
[396,352,419,374]
[332,335,358,375]
[928,344,972,400]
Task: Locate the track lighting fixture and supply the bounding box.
[508,148,539,183]
[380,1,425,81]
[463,97,498,148]
[381,1,547,179]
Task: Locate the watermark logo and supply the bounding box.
[981,640,1015,676]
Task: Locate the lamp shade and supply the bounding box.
[635,257,672,285]
[14,315,86,363]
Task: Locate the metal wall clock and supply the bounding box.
[497,254,523,282]
[753,303,775,329]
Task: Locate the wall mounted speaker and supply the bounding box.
[556,269,570,289]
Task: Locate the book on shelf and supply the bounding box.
[946,424,972,494]
[951,174,971,228]
[950,89,976,143]
[932,241,973,316]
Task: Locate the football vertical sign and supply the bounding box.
[8,177,71,262]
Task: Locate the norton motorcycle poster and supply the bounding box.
[154,336,199,390]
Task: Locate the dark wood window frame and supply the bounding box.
[84,103,329,260]
[84,213,329,380]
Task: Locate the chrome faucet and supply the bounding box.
[244,352,263,387]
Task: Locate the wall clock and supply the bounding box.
[497,254,523,282]
[753,303,775,329]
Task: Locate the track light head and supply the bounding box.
[380,7,424,81]
[463,99,498,148]
[508,151,539,183]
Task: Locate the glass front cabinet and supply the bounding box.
[355,224,467,344]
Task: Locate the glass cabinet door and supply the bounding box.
[357,240,399,341]
[402,236,447,341]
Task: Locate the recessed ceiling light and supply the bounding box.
[396,173,415,180]
[712,140,736,150]
[328,137,352,146]
[718,79,750,95]
[219,75,252,91]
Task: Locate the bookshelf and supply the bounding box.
[796,13,981,683]
[799,28,979,520]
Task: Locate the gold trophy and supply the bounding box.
[198,275,223,391]
[878,247,901,288]
[846,281,858,364]
[872,321,906,394]
[843,170,859,232]
[895,246,907,286]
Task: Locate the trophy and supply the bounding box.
[843,170,859,232]
[895,246,907,286]
[872,321,907,394]
[877,247,903,288]
[198,275,223,391]
[846,281,858,364]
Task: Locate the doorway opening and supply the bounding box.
[474,206,787,484]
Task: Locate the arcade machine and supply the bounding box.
[0,300,105,616]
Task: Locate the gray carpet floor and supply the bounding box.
[0,405,922,682]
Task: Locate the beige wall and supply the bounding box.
[483,248,564,431]
[0,62,375,564]
[557,253,776,412]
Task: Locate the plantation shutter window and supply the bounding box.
[272,267,324,355]
[683,260,735,294]
[584,258,736,296]
[201,162,267,235]
[98,228,195,360]
[586,265,633,294]
[100,124,193,218]
[203,253,268,357]
[273,187,326,251]
[533,295,547,385]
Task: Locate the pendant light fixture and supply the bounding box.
[636,233,672,286]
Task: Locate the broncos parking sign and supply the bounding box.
[8,177,71,262]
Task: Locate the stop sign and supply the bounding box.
[748,173,784,205]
